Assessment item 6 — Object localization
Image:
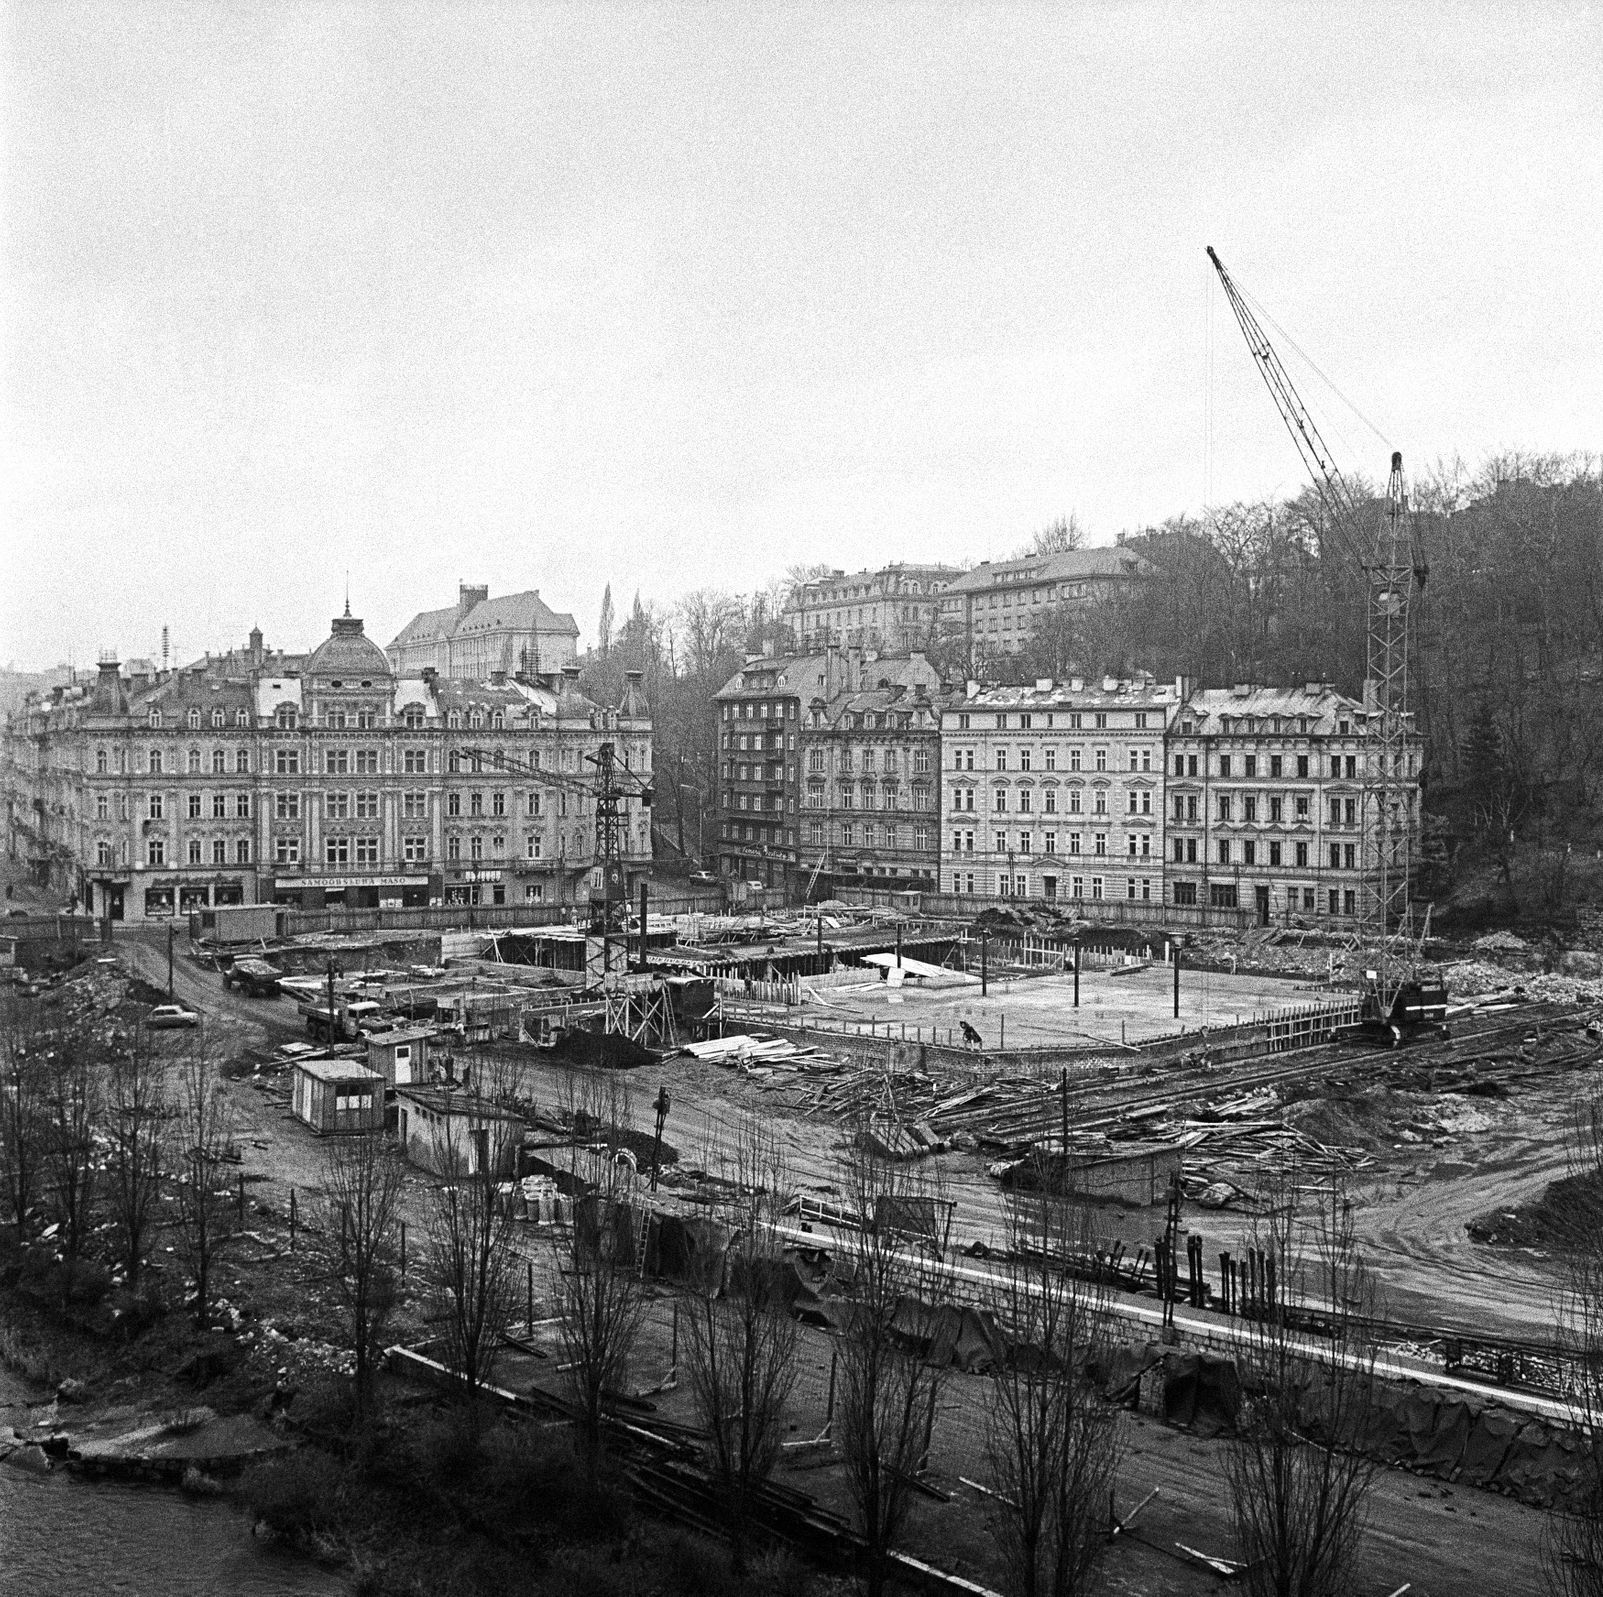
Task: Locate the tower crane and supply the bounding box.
[1206,248,1445,1041]
[457,741,653,942]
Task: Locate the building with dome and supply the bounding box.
[3,606,652,923]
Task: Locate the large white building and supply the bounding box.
[387,584,580,679]
[939,676,1182,906]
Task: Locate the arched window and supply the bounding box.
[235,747,250,773]
[276,705,298,730]
[468,710,483,730]
[148,709,163,728]
[212,749,226,774]
[187,747,202,773]
[211,709,224,728]
[447,711,462,729]
[149,748,163,774]
[491,710,504,731]
[187,708,201,730]
[403,706,425,729]
[235,709,249,728]
[95,748,108,774]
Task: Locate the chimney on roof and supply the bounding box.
[490,668,507,687]
[458,582,489,619]
[1102,676,1117,692]
[1035,678,1052,691]
[1070,677,1084,692]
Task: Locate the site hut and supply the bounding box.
[940,676,1182,905]
[365,1024,436,1089]
[394,1086,526,1178]
[290,1057,387,1136]
[1164,684,1419,927]
[796,647,954,900]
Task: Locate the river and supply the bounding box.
[0,1368,346,1597]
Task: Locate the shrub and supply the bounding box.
[243,1449,351,1539]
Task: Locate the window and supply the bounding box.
[236,839,251,864]
[148,709,163,729]
[470,836,483,861]
[235,710,249,729]
[354,837,379,865]
[1069,749,1081,772]
[357,709,375,730]
[1174,754,1185,776]
[185,838,201,865]
[96,840,112,866]
[1218,795,1231,821]
[913,748,930,775]
[149,748,164,775]
[95,747,108,774]
[1269,841,1282,866]
[1295,841,1309,868]
[326,791,350,820]
[1245,755,1257,778]
[212,838,227,864]
[403,706,425,729]
[1344,889,1356,916]
[148,793,164,820]
[184,747,200,774]
[1173,880,1197,906]
[1173,837,1185,863]
[447,792,461,817]
[1297,754,1309,778]
[403,748,428,774]
[1269,796,1283,823]
[148,839,165,865]
[326,749,348,775]
[403,790,427,819]
[1269,755,1283,778]
[276,706,297,730]
[1218,839,1231,864]
[236,793,251,818]
[326,709,347,730]
[275,748,299,775]
[96,793,109,820]
[1219,754,1231,778]
[355,749,379,774]
[1243,841,1256,865]
[995,750,1007,771]
[492,789,506,817]
[356,790,379,819]
[1094,748,1107,772]
[236,747,250,773]
[275,837,300,864]
[1209,883,1239,909]
[1243,796,1257,822]
[325,836,349,865]
[403,836,428,862]
[1329,843,1341,870]
[275,791,300,820]
[1093,832,1107,856]
[208,748,223,775]
[212,793,226,819]
[1186,838,1197,863]
[470,791,484,817]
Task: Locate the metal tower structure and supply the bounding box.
[1206,248,1428,1017]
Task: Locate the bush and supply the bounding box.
[243,1449,351,1539]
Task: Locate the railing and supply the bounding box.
[259,893,731,940]
[837,886,1257,931]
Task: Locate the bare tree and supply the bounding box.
[423,1107,517,1430]
[983,1196,1120,1597]
[837,1135,955,1597]
[553,1070,646,1472]
[321,1132,406,1423]
[1018,514,1087,558]
[1225,1166,1378,1597]
[682,1113,799,1571]
[0,991,48,1240]
[39,1020,101,1263]
[105,1035,169,1289]
[172,1042,235,1327]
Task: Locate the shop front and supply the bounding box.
[444,867,506,908]
[271,873,439,910]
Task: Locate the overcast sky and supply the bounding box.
[3,2,1599,672]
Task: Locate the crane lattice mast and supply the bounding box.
[1206,248,1427,1014]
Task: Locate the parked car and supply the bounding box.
[146,1004,200,1030]
[688,871,717,883]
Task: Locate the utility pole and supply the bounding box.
[167,920,175,998]
[649,1087,671,1192]
[1073,942,1080,1008]
[1173,943,1181,1020]
[326,958,338,1043]
[980,927,988,998]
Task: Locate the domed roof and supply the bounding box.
[306,613,392,682]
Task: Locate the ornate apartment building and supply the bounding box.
[3,610,650,922]
[796,650,951,897]
[1164,684,1415,926]
[782,564,962,653]
[939,677,1181,905]
[937,544,1148,662]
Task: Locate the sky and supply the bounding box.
[3,2,1600,672]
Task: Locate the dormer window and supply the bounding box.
[235,709,249,728]
[491,711,504,731]
[187,708,201,730]
[210,709,224,728]
[276,706,298,730]
[147,709,163,728]
[403,707,425,729]
[448,711,462,729]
